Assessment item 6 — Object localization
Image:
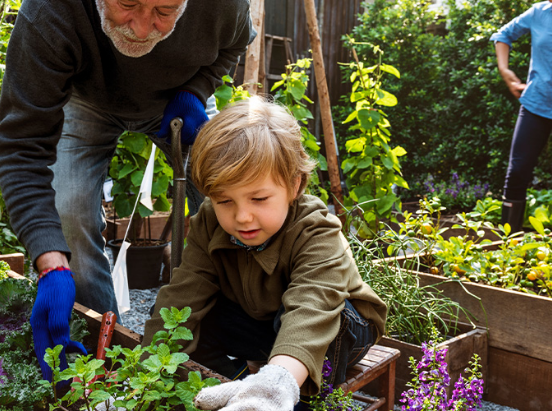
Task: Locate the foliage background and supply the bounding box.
[335,0,548,199]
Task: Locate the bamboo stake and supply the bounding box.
[303,0,344,219]
[243,0,265,95]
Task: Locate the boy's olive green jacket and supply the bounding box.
[143,194,387,395]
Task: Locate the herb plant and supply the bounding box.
[309,358,362,411]
[350,234,476,345]
[399,333,484,411]
[44,306,220,411]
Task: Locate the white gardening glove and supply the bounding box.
[194,364,300,411]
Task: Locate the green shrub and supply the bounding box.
[344,0,541,196]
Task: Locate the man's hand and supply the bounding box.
[194,364,300,411]
[157,91,209,145]
[30,267,87,382]
[499,68,526,99]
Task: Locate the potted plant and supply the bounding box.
[106,131,173,289]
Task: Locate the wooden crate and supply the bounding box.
[0,252,25,275]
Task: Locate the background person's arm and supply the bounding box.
[495,41,526,99]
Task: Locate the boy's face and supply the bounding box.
[211,174,298,246]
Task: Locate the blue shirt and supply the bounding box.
[490,1,552,119]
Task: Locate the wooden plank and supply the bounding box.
[303,0,345,219]
[0,252,25,275]
[243,0,265,95]
[486,347,552,411]
[414,270,552,363]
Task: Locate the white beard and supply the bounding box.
[95,0,187,58]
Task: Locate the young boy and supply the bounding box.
[142,97,387,411]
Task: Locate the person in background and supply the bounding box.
[0,0,255,382]
[142,97,387,411]
[490,0,552,233]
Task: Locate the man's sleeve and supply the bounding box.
[0,11,74,265]
[180,4,257,106]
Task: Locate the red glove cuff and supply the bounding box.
[38,266,71,283]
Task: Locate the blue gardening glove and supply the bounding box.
[194,364,300,411]
[30,268,87,382]
[157,90,209,145]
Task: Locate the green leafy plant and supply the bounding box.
[213,74,252,111]
[0,188,26,256]
[346,0,541,196]
[108,132,173,242]
[339,38,407,238]
[0,274,88,410]
[467,197,502,224]
[271,58,328,202]
[309,358,362,411]
[525,188,552,230]
[44,306,220,411]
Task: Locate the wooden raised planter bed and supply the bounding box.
[6,270,229,385]
[0,252,25,275]
[375,252,552,411]
[364,322,488,404]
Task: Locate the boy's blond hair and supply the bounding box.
[191,96,316,202]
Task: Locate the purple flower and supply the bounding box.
[399,340,483,411]
[322,358,333,378]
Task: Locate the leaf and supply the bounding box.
[118,163,136,179]
[374,89,398,107]
[122,133,148,154]
[377,194,396,215]
[289,78,307,101]
[529,216,545,235]
[380,64,400,78]
[345,138,365,153]
[356,156,372,169]
[357,109,380,129]
[342,110,357,124]
[391,146,407,157]
[88,390,112,402]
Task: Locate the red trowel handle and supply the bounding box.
[96,311,117,361]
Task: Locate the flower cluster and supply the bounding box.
[421,173,489,212]
[309,359,362,411]
[400,339,484,411]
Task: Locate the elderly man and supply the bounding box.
[0,0,254,381]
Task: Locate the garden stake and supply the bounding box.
[170,117,190,279]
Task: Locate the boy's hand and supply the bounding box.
[194,364,300,411]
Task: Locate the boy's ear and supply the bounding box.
[293,176,301,198]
